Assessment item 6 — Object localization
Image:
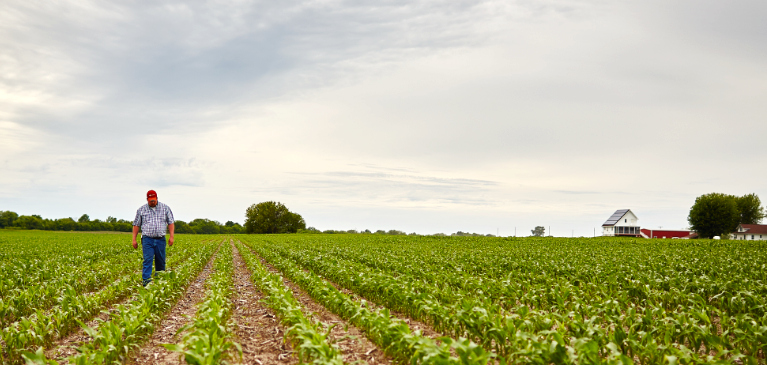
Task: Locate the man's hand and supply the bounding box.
[169,236,174,247]
[132,239,138,249]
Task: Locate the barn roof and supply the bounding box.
[735,224,767,234]
[602,209,631,226]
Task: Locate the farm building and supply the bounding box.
[731,224,767,240]
[640,229,697,239]
[602,209,641,237]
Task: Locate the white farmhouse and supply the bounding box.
[731,224,767,240]
[602,209,641,237]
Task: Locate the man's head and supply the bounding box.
[147,190,158,207]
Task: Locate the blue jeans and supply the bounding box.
[141,236,166,285]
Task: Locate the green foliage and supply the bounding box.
[452,231,494,237]
[64,240,218,364]
[0,210,243,234]
[244,201,305,234]
[188,219,222,234]
[0,231,206,364]
[531,226,545,237]
[736,193,765,225]
[0,210,19,228]
[20,347,57,365]
[13,216,44,230]
[5,231,767,364]
[241,237,490,365]
[235,241,344,364]
[296,227,426,235]
[243,234,767,364]
[174,220,195,233]
[0,211,130,232]
[688,193,741,238]
[165,243,240,365]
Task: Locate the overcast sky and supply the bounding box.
[2,0,766,236]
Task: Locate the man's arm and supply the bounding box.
[132,207,142,249]
[132,226,139,249]
[168,224,175,246]
[166,205,175,246]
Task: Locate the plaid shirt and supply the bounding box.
[133,202,175,238]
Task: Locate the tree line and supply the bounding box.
[0,210,245,234]
[298,228,413,235]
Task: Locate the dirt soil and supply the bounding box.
[253,254,393,365]
[127,250,220,365]
[230,243,297,365]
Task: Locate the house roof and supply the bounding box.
[602,209,631,226]
[734,224,767,234]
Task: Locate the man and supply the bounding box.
[132,190,175,286]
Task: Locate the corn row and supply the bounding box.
[163,242,240,364]
[0,253,139,328]
[1,244,196,364]
[32,240,219,365]
[249,235,767,364]
[234,241,345,365]
[241,239,493,365]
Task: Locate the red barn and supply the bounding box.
[640,229,696,239]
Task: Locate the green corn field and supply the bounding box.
[1,230,765,364]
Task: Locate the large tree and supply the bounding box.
[688,193,740,238]
[245,201,306,234]
[736,193,765,224]
[0,211,19,228]
[14,215,44,230]
[188,218,222,234]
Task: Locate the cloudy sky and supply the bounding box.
[2,0,766,236]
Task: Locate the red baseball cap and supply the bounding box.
[147,190,157,199]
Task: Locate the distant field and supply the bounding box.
[1,230,765,364]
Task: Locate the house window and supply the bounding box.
[752,235,754,240]
[625,219,627,223]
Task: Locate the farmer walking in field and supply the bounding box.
[132,190,175,286]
